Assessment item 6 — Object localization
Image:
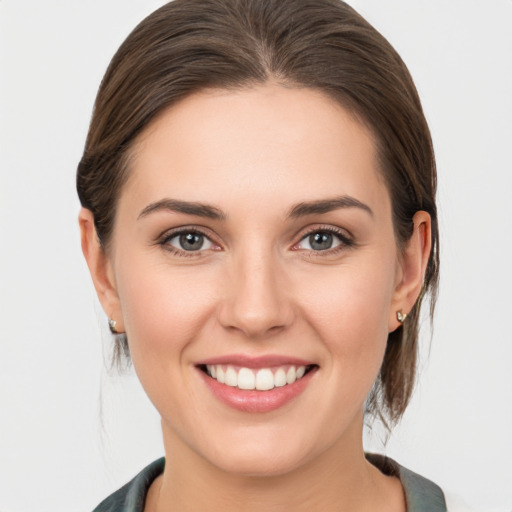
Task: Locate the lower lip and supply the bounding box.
[198,368,316,413]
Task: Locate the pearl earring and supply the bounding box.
[396,311,408,323]
[108,318,119,334]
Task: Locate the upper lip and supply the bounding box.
[195,354,316,369]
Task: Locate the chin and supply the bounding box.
[194,429,321,478]
[210,448,308,478]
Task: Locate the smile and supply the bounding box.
[203,364,313,391]
[196,357,318,413]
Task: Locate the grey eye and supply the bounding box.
[298,231,342,251]
[167,232,214,251]
[309,232,333,250]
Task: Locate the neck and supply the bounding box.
[145,419,405,512]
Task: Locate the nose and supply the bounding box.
[217,251,295,340]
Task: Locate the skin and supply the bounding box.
[80,84,431,512]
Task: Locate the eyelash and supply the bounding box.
[158,225,355,258]
[293,226,355,256]
[159,227,218,258]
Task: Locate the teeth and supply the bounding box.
[205,364,311,390]
[286,366,296,384]
[238,367,255,390]
[225,367,238,387]
[256,369,274,391]
[274,368,287,387]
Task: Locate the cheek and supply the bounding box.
[296,254,396,371]
[114,255,217,368]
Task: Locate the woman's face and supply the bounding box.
[91,84,415,476]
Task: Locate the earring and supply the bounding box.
[108,318,119,334]
[396,311,408,323]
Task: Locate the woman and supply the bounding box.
[77,0,453,510]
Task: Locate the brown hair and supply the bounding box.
[77,0,439,428]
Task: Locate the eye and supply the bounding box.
[295,229,351,252]
[165,231,215,252]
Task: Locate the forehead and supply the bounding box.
[124,84,389,219]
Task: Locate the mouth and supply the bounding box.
[195,356,318,413]
[198,363,317,391]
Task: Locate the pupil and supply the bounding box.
[180,233,203,251]
[310,232,332,251]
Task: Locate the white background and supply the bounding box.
[1,1,511,511]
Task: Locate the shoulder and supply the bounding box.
[92,458,165,512]
[367,453,447,512]
[367,453,478,512]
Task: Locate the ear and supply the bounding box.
[389,211,432,332]
[79,208,125,333]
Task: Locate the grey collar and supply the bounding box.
[366,453,447,512]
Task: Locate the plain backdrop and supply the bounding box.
[1,1,511,511]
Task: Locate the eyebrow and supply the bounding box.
[287,195,374,218]
[137,194,373,221]
[138,198,226,220]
